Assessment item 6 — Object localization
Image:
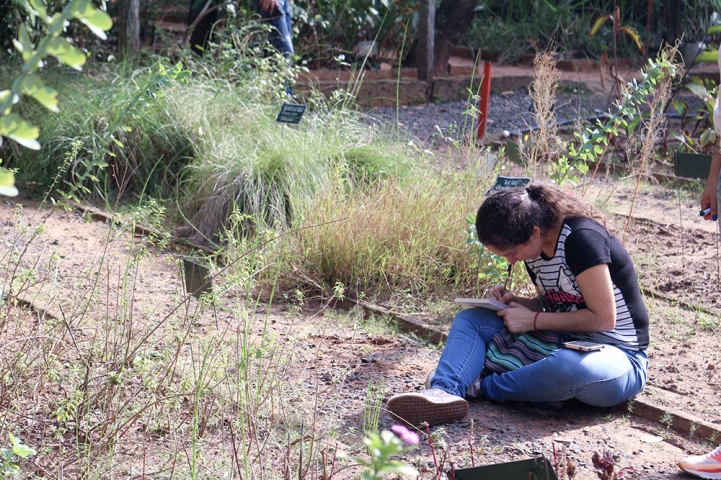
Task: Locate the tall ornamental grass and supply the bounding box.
[169,77,414,244]
[1,44,504,303]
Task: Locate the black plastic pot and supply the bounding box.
[454,456,559,480]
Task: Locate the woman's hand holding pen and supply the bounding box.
[488,284,515,304]
[489,264,515,304]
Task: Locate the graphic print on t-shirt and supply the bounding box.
[544,289,584,312]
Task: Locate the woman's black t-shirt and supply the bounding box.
[524,217,649,351]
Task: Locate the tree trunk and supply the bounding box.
[433,0,479,77]
[417,0,435,100]
[118,0,141,56]
[662,0,683,46]
[403,0,478,76]
[188,0,218,55]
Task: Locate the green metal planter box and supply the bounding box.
[182,257,212,298]
[674,151,712,180]
[454,456,559,480]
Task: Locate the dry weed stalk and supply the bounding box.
[528,52,563,176]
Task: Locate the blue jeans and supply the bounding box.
[431,308,648,407]
[260,0,294,59]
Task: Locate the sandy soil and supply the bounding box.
[1,181,720,479]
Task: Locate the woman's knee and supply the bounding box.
[449,308,505,340]
[453,308,504,328]
[558,349,646,406]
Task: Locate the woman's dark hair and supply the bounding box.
[475,183,607,250]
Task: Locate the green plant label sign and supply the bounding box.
[276,103,307,124]
[484,176,531,197]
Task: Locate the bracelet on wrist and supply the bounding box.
[533,311,541,332]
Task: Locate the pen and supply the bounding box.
[700,207,712,216]
[502,264,512,296]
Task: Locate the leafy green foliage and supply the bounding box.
[552,51,679,184]
[0,168,18,197]
[670,76,719,153]
[0,0,111,196]
[1,0,112,150]
[0,434,36,478]
[289,0,417,64]
[342,430,419,480]
[463,1,617,63]
[465,212,511,285]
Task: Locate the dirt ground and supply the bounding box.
[1,175,720,479]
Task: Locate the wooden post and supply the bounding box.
[477,62,492,140]
[417,0,435,101]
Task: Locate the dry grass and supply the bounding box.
[278,168,493,303]
[526,52,563,175]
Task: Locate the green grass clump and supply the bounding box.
[172,77,414,244]
[2,65,194,202]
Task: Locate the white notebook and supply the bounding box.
[454,298,508,311]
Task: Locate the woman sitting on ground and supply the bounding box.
[386,183,649,426]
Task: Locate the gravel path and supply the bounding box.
[366,88,613,144]
[366,87,706,146]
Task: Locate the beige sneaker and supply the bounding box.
[424,368,436,389]
[386,388,468,427]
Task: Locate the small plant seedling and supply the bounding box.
[626,399,635,416]
[0,434,36,478]
[696,311,720,331]
[362,378,385,436]
[660,411,675,431]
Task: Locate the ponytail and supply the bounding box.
[475,183,607,249]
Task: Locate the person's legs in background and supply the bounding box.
[261,0,293,57]
[260,0,294,96]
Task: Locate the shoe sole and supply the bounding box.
[678,467,721,479]
[387,393,468,427]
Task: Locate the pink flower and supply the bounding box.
[391,425,419,445]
